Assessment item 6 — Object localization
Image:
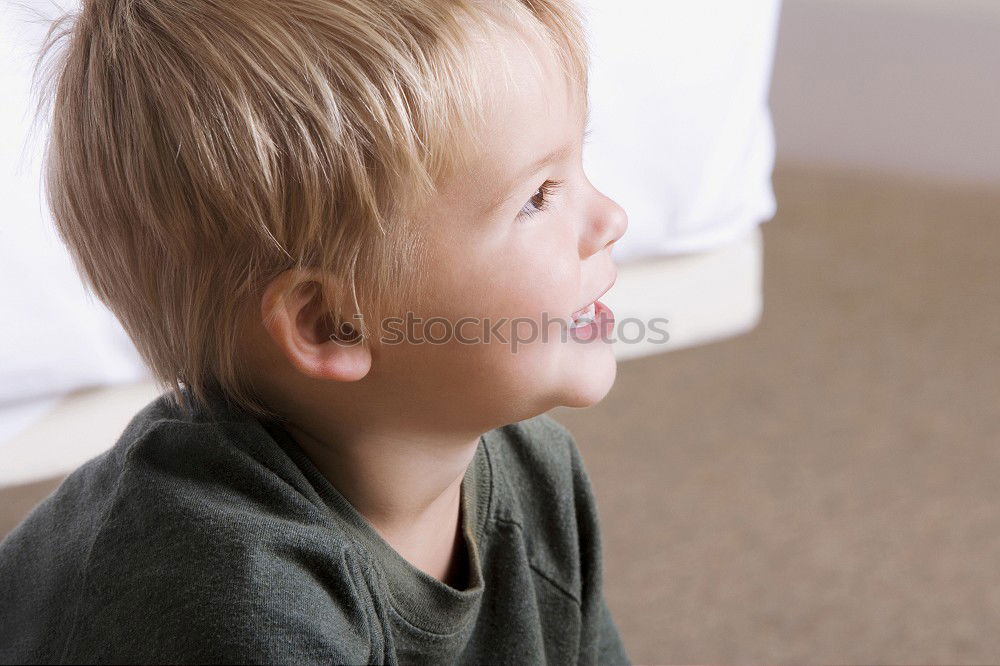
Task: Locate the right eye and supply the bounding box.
[517,179,564,221]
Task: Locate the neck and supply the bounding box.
[282,417,482,584]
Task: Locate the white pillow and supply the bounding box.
[579,0,782,260]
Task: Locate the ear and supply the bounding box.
[260,269,372,382]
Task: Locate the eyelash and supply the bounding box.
[518,179,564,221]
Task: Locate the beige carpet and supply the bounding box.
[3,164,998,663]
[551,164,1000,664]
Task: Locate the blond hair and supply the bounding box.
[30,0,589,419]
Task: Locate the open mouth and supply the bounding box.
[569,273,617,335]
[567,300,615,341]
[569,301,597,329]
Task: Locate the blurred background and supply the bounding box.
[2,0,999,663]
[554,0,1000,663]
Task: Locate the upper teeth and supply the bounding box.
[571,302,596,327]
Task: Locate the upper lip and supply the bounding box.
[572,272,617,315]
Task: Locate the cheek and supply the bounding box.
[417,235,579,324]
[392,220,580,381]
[490,232,579,317]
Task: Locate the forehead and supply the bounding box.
[482,23,584,150]
[435,22,587,213]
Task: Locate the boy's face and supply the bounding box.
[367,23,628,430]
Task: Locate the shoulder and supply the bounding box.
[99,390,342,530]
[8,393,383,663]
[484,413,601,589]
[89,400,373,647]
[65,510,377,663]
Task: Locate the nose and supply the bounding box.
[579,187,628,258]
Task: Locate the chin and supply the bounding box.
[558,345,618,408]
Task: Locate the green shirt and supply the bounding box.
[0,391,629,665]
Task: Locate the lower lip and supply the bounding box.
[570,300,615,342]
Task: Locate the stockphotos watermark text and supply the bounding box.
[331,313,670,352]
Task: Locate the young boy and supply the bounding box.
[0,0,629,663]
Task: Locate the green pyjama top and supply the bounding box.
[0,390,629,665]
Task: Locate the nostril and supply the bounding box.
[603,216,627,251]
